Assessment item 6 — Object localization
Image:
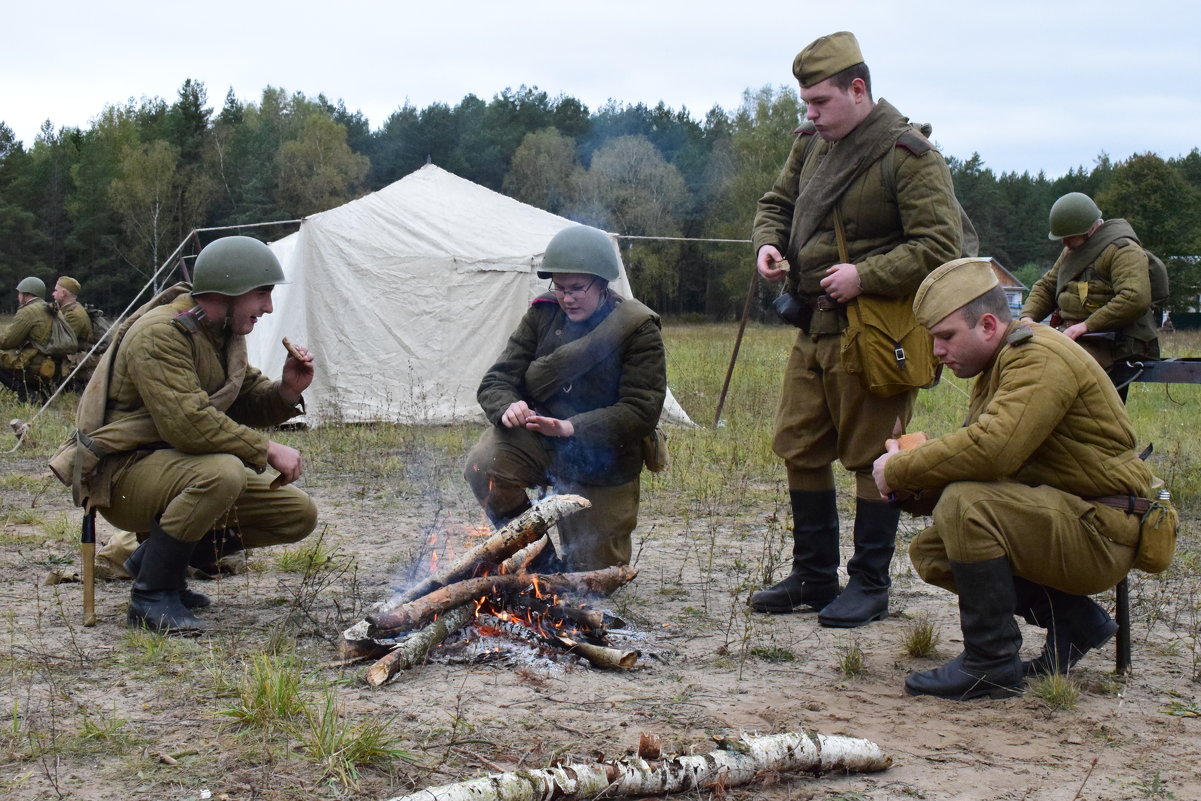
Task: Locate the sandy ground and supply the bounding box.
[2,446,1199,801]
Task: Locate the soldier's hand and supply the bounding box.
[525,415,574,438]
[756,245,788,283]
[872,440,900,500]
[267,441,304,486]
[1062,322,1089,340]
[501,401,535,428]
[280,342,314,403]
[820,262,862,303]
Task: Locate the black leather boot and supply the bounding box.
[818,498,897,627]
[188,528,245,579]
[126,522,207,633]
[749,490,839,613]
[125,540,211,610]
[1013,577,1116,676]
[905,557,1024,700]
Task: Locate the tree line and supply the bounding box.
[3,80,1199,318]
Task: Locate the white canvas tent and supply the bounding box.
[245,164,692,427]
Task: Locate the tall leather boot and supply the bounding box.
[1013,576,1116,676]
[905,556,1024,700]
[818,498,897,627]
[124,539,211,610]
[749,489,839,613]
[126,522,207,633]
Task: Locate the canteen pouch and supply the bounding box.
[641,426,670,473]
[1134,499,1178,573]
[840,294,940,397]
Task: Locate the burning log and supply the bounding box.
[474,614,640,670]
[339,495,589,660]
[398,495,591,604]
[364,603,475,687]
[364,566,638,639]
[384,730,892,801]
[499,591,619,640]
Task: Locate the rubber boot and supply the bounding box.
[1013,577,1116,676]
[818,498,897,627]
[905,557,1024,700]
[126,522,207,633]
[125,541,211,610]
[750,490,839,613]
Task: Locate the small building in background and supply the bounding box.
[983,257,1027,317]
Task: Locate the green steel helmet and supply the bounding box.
[537,225,621,282]
[16,276,46,297]
[192,236,286,296]
[1048,192,1102,240]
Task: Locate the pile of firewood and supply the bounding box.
[338,495,640,686]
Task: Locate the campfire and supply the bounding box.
[339,495,642,686]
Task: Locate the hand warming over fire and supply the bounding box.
[524,414,574,438]
[501,400,535,428]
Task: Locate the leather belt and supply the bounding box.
[1088,495,1153,514]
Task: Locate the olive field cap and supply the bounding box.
[16,276,46,296]
[192,236,287,296]
[56,276,81,294]
[913,257,1000,328]
[537,225,621,282]
[792,31,864,88]
[1048,192,1102,240]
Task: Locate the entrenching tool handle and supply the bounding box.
[81,508,96,627]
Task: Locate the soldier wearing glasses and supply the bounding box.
[464,225,667,572]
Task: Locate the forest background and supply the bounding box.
[2,79,1200,318]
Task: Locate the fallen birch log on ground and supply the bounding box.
[384,730,892,801]
[364,565,638,639]
[339,495,589,660]
[364,603,476,686]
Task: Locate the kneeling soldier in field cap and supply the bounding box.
[53,276,92,344]
[464,224,666,573]
[53,236,319,633]
[873,258,1154,700]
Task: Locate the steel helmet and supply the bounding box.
[1048,192,1102,240]
[192,236,287,296]
[537,225,621,282]
[16,276,46,297]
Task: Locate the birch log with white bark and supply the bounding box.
[384,731,891,801]
[364,603,476,687]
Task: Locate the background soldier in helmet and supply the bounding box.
[71,236,319,633]
[750,32,963,627]
[0,275,56,400]
[1020,191,1160,399]
[463,224,667,573]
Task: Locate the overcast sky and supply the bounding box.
[3,0,1197,178]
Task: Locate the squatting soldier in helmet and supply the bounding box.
[464,224,667,573]
[0,275,56,400]
[52,236,319,633]
[874,258,1154,699]
[750,31,963,627]
[1020,191,1160,400]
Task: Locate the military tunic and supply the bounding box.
[752,99,962,495]
[465,291,666,570]
[884,323,1151,595]
[0,297,55,397]
[95,294,317,548]
[59,301,93,343]
[1021,219,1159,369]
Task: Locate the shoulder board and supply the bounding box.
[1006,324,1035,346]
[1112,238,1134,249]
[896,129,934,156]
[531,293,559,307]
[171,306,206,334]
[794,121,818,136]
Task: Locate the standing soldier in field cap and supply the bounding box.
[53,276,93,344]
[874,258,1155,699]
[0,275,56,400]
[464,224,666,573]
[1020,191,1160,399]
[750,31,963,627]
[51,236,319,633]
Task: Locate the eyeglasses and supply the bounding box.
[549,278,597,299]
